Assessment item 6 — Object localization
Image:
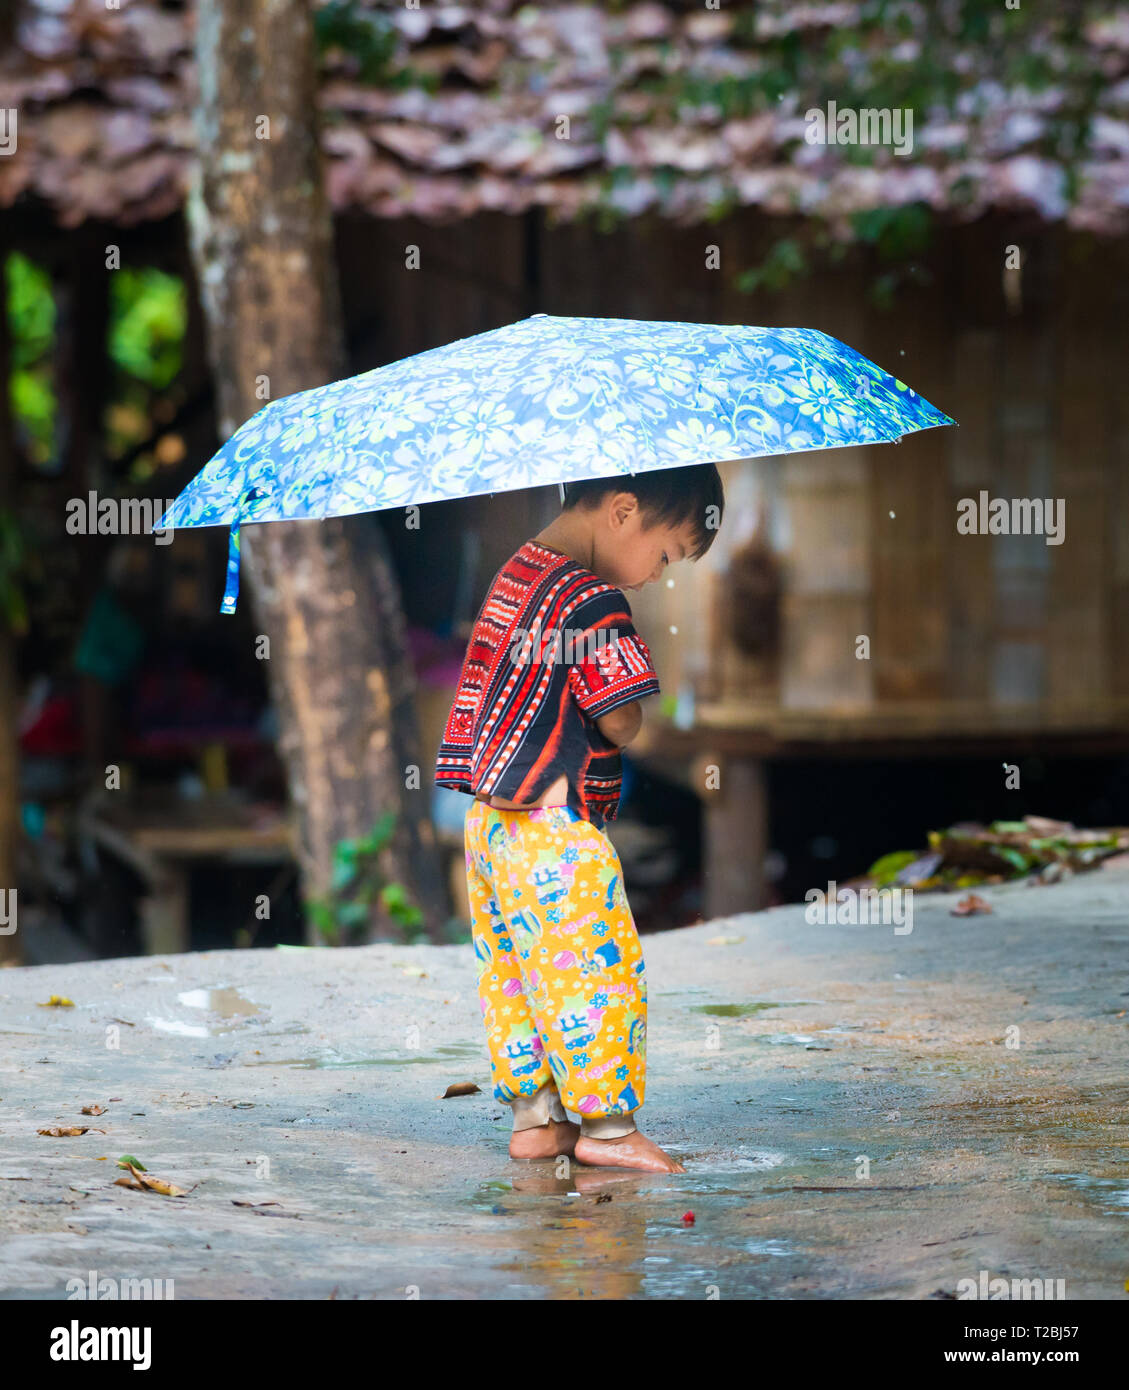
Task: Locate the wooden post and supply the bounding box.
[138,865,191,957]
[703,754,767,919]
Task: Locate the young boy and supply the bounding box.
[436,464,724,1173]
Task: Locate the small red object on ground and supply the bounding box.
[951,893,992,917]
[681,1211,695,1224]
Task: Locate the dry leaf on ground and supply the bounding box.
[113,1162,191,1197]
[951,893,992,917]
[441,1082,481,1098]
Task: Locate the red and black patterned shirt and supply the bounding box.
[435,540,660,828]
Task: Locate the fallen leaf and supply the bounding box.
[37,995,74,1008]
[115,1154,147,1172]
[951,893,992,917]
[706,935,743,946]
[80,1105,106,1116]
[401,965,427,978]
[231,1200,281,1207]
[37,1126,104,1137]
[113,1163,190,1198]
[440,1082,481,1098]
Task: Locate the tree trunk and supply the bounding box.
[188,0,448,941]
[0,225,22,965]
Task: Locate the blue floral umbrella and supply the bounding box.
[156,314,955,612]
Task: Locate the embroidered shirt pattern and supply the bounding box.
[435,540,660,827]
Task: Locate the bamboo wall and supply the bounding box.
[333,210,1129,741]
[625,221,1129,737]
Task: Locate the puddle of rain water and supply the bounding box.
[642,1265,736,1297]
[758,1034,817,1046]
[242,1043,482,1068]
[1044,1174,1129,1215]
[663,1147,788,1176]
[146,986,264,1038]
[691,1002,780,1018]
[690,1001,824,1017]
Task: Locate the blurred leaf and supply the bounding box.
[336,899,370,928]
[381,881,423,929]
[735,238,807,295]
[358,811,397,856]
[867,850,918,887]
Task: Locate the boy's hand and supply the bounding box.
[595,701,642,747]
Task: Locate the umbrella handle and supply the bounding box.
[220,486,264,615]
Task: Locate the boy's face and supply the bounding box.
[592,492,703,592]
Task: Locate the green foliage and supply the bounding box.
[6,251,54,365]
[108,268,186,390]
[315,0,397,82]
[5,252,57,467]
[595,0,1104,302]
[104,267,190,472]
[307,811,425,945]
[734,207,935,309]
[313,0,434,90]
[867,850,919,887]
[850,205,933,261]
[735,238,808,295]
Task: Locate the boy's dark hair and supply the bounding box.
[561,463,724,559]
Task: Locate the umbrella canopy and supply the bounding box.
[156,314,955,611]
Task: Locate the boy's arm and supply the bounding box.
[566,585,659,738]
[595,700,643,747]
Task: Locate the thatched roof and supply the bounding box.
[2,0,1127,234]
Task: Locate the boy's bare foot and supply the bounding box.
[574,1130,686,1173]
[509,1118,580,1160]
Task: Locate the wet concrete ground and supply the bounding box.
[2,866,1127,1299]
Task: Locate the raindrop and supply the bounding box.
[669,625,678,635]
[889,510,896,519]
[666,578,675,589]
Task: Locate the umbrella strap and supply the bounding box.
[221,485,265,616]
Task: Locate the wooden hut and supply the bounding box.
[3,1,1127,926]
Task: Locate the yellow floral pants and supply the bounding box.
[465,801,647,1125]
